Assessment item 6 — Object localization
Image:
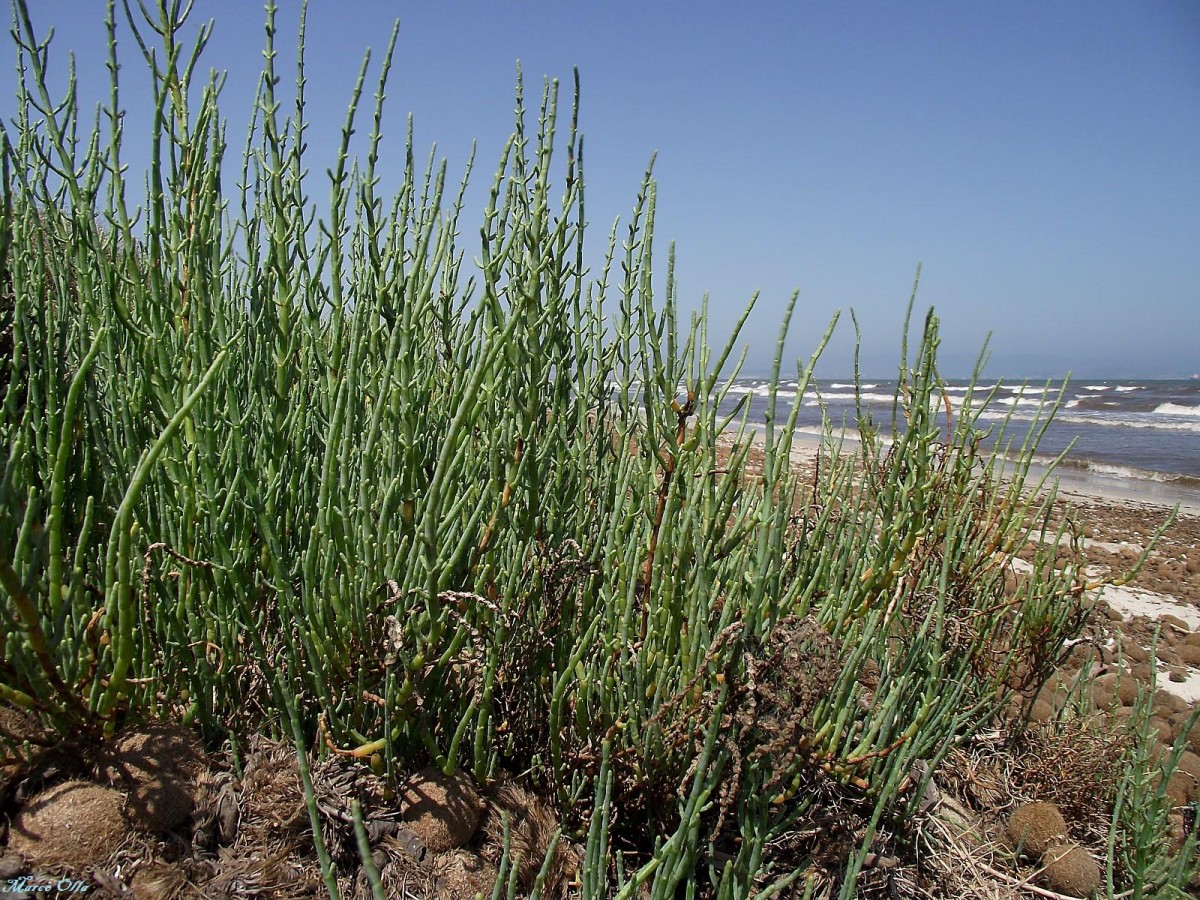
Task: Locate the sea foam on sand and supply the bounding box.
[1096,584,1200,632]
[1093,583,1200,703]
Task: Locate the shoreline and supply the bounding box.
[749,423,1200,514]
[1022,458,1200,516]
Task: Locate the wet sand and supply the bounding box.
[1021,459,1200,516]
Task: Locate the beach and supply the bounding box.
[1040,493,1200,738]
[725,426,1200,753]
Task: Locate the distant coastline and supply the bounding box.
[705,376,1200,489]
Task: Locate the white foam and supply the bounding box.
[995,396,1052,408]
[829,382,878,389]
[1115,385,1143,392]
[1011,555,1113,580]
[977,410,1200,434]
[812,391,895,404]
[1071,414,1200,434]
[1084,385,1111,391]
[1084,538,1144,555]
[1155,402,1200,418]
[1001,565,1200,704]
[745,387,801,399]
[1081,461,1171,483]
[1095,584,1200,630]
[932,384,1003,394]
[1156,669,1200,704]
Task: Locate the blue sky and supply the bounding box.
[3,1,1197,378]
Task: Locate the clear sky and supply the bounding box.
[3,1,1198,378]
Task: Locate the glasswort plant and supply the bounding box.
[1,2,1195,897]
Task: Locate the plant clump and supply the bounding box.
[1040,842,1102,898]
[235,737,308,848]
[1000,714,1134,848]
[127,859,207,899]
[308,754,404,864]
[398,767,485,853]
[480,780,578,893]
[432,848,498,898]
[1007,800,1068,857]
[7,780,131,871]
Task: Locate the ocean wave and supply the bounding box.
[1070,397,1121,411]
[1115,385,1143,392]
[811,389,1066,411]
[1047,457,1200,489]
[1155,402,1200,418]
[995,396,1054,408]
[1083,385,1111,391]
[1055,459,1170,483]
[828,382,878,389]
[940,383,1000,393]
[732,386,804,400]
[978,410,1200,434]
[816,392,897,403]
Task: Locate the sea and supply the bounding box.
[710,377,1200,509]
